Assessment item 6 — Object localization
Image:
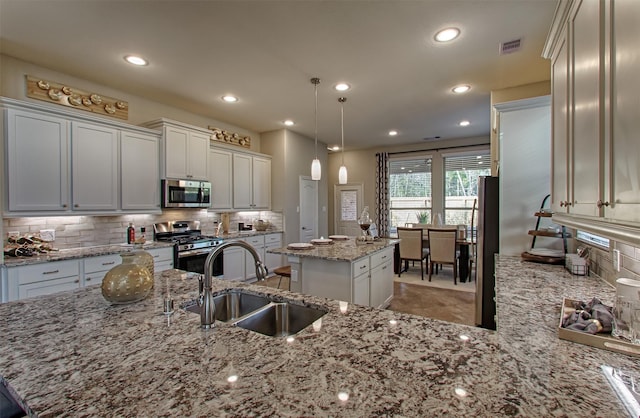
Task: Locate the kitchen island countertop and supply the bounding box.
[268,237,398,262]
[1,256,638,416]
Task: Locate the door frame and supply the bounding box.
[299,176,318,242]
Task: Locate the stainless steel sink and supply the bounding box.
[182,291,271,322]
[235,302,326,337]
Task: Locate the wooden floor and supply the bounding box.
[260,274,476,327]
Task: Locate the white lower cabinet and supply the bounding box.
[7,260,81,302]
[352,269,370,306]
[222,243,245,281]
[146,247,174,273]
[369,247,394,308]
[83,253,122,287]
[264,233,284,273]
[243,235,265,281]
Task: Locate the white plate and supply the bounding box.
[527,248,564,257]
[287,243,314,250]
[329,235,349,240]
[311,238,332,245]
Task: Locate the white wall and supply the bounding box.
[497,97,556,255]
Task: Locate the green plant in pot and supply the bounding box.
[415,211,429,224]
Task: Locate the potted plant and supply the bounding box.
[415,211,429,224]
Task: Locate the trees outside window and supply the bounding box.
[444,152,491,226]
[389,157,432,233]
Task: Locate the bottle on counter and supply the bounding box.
[140,226,146,242]
[127,222,135,244]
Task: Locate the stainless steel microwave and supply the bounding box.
[162,179,211,208]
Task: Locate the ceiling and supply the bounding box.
[0,0,557,151]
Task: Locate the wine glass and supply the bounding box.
[358,207,372,238]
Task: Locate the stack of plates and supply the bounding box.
[287,243,314,250]
[310,238,333,245]
[328,235,349,241]
[527,248,564,257]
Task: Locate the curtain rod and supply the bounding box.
[386,142,489,156]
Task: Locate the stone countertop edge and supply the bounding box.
[2,242,176,268]
[0,257,637,416]
[218,230,283,239]
[268,237,399,262]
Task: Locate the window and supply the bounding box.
[444,152,491,225]
[389,157,432,231]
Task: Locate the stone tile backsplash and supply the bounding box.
[3,210,283,249]
[575,237,640,287]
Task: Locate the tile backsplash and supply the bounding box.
[575,238,640,287]
[3,210,283,249]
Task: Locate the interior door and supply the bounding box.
[299,177,318,242]
[334,184,363,236]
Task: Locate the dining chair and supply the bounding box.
[427,228,458,284]
[397,227,429,280]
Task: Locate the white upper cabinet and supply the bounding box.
[2,98,161,216]
[121,131,160,211]
[143,119,210,181]
[209,147,233,210]
[71,122,119,211]
[6,109,70,211]
[544,0,640,225]
[232,153,271,210]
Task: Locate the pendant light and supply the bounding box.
[338,97,348,184]
[310,77,322,181]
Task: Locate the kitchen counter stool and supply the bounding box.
[273,265,292,290]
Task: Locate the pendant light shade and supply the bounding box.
[338,97,348,184]
[310,77,322,181]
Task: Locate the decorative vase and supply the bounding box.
[101,253,153,304]
[130,248,155,278]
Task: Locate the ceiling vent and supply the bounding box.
[500,38,522,55]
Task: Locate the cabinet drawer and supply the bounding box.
[84,254,122,274]
[146,247,174,263]
[352,257,370,277]
[371,247,393,269]
[264,233,282,245]
[18,276,81,300]
[244,236,265,247]
[10,260,79,285]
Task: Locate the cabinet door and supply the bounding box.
[252,157,271,209]
[570,0,603,216]
[352,272,370,306]
[370,259,393,308]
[233,153,253,209]
[243,236,265,280]
[18,276,81,300]
[146,247,175,272]
[551,31,570,213]
[72,122,119,211]
[121,131,161,211]
[187,131,210,180]
[223,246,245,281]
[608,0,640,222]
[164,125,189,179]
[6,109,70,211]
[7,260,80,301]
[209,148,233,210]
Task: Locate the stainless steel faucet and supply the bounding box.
[198,240,268,329]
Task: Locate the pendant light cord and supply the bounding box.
[312,77,320,160]
[339,97,346,165]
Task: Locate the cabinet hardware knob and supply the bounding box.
[74,279,80,283]
[596,200,610,208]
[559,201,565,207]
[565,201,572,207]
[62,204,68,208]
[86,278,91,281]
[74,204,79,208]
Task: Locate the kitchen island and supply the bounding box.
[1,257,639,417]
[267,237,397,308]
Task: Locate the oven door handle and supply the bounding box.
[177,249,216,259]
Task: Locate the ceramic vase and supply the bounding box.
[130,248,155,278]
[101,253,153,304]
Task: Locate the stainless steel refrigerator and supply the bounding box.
[475,176,499,330]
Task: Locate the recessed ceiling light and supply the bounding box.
[222,95,238,103]
[459,120,470,127]
[329,145,340,151]
[284,120,294,126]
[388,130,398,136]
[434,27,460,42]
[124,55,148,66]
[334,83,350,92]
[452,84,471,94]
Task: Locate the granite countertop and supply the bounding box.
[218,230,283,240]
[2,242,175,268]
[0,256,638,416]
[268,237,398,262]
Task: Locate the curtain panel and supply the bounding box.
[375,152,390,237]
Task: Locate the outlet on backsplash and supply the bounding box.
[7,231,19,238]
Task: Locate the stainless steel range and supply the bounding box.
[153,221,223,275]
